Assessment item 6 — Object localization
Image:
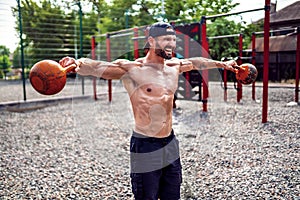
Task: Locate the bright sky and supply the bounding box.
[0,0,298,52]
[0,0,19,52]
[231,0,299,23]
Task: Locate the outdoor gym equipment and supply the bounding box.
[234,63,258,85]
[29,60,76,95]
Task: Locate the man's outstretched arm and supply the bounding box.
[168,57,237,73]
[59,57,141,80]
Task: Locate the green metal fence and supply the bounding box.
[0,0,100,101]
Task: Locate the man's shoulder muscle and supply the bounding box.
[135,57,145,64]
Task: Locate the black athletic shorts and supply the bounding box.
[130,129,182,200]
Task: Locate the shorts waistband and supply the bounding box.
[132,129,174,142]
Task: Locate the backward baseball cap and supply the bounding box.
[144,22,176,49]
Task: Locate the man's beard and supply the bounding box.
[155,43,173,60]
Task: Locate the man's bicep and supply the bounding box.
[101,66,127,80]
[179,61,195,73]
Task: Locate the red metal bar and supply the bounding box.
[184,34,189,58]
[185,72,190,99]
[91,36,97,100]
[262,0,270,123]
[223,69,227,102]
[91,36,96,58]
[184,34,190,99]
[106,33,112,102]
[201,17,209,112]
[295,27,300,102]
[251,32,256,101]
[134,27,139,59]
[237,33,243,102]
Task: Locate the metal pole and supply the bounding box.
[295,27,300,103]
[197,23,202,102]
[106,34,112,102]
[208,34,240,40]
[134,28,139,59]
[77,1,84,95]
[237,33,243,103]
[184,34,190,99]
[125,9,129,29]
[74,25,78,59]
[262,0,270,123]
[125,10,130,59]
[251,32,256,101]
[201,16,209,112]
[206,7,264,20]
[91,36,97,100]
[222,57,228,102]
[254,27,295,35]
[17,0,26,101]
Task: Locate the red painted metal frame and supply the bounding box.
[202,4,269,122]
[295,27,300,103]
[184,34,191,99]
[134,28,139,60]
[251,33,256,101]
[223,68,228,102]
[237,34,243,103]
[106,33,112,102]
[262,0,270,123]
[201,17,209,112]
[91,36,97,100]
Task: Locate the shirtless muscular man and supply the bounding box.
[59,22,237,200]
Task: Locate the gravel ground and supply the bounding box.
[0,77,299,199]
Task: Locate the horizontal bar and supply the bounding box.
[235,56,253,60]
[208,34,240,40]
[254,27,297,35]
[206,7,264,20]
[132,36,146,40]
[110,32,133,38]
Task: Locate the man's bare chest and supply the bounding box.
[128,66,179,92]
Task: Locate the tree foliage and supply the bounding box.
[0,45,12,79]
[12,0,261,70]
[13,0,98,68]
[180,0,238,22]
[0,46,12,70]
[83,0,252,60]
[207,19,243,59]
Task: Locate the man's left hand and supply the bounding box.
[223,60,238,73]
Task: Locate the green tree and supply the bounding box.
[13,0,73,64]
[207,19,263,60]
[207,19,244,60]
[80,0,111,34]
[160,0,239,23]
[0,46,12,79]
[132,0,158,27]
[98,0,156,31]
[11,0,261,66]
[13,0,98,66]
[242,21,264,50]
[88,0,259,61]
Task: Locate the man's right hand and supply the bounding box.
[59,56,80,68]
[60,57,99,76]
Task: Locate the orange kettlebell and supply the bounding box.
[234,63,258,85]
[29,60,76,95]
